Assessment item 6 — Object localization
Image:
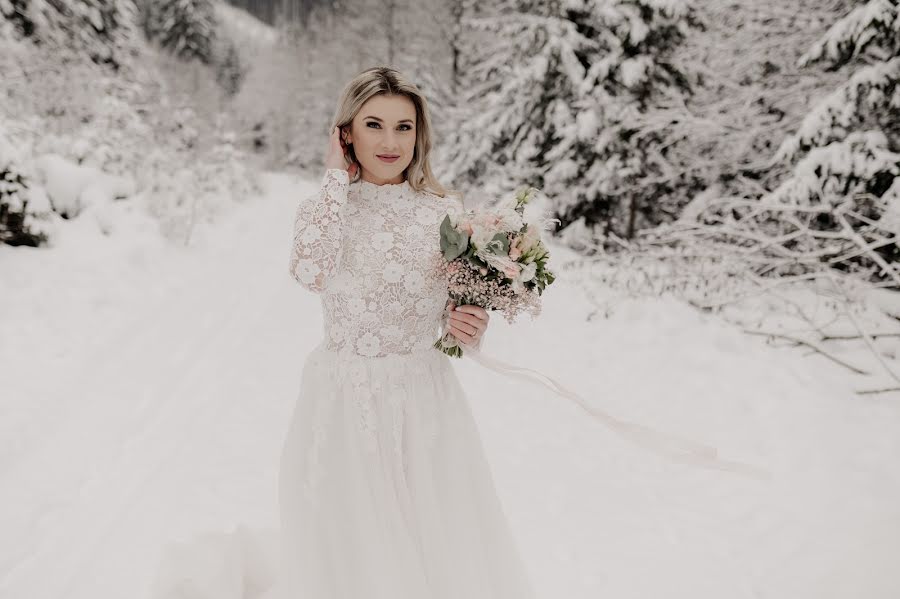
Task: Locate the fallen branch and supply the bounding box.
[741,329,870,375]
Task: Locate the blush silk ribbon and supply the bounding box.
[462,345,773,481]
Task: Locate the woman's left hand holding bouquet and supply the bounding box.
[446,301,490,348]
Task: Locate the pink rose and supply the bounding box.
[502,263,520,278]
[508,236,523,260]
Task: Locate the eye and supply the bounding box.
[365,122,414,131]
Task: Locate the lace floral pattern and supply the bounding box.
[289,168,480,358]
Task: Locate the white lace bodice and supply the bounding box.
[289,168,479,358]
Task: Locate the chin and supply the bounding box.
[366,161,411,181]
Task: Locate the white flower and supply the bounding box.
[296,259,319,284]
[371,231,395,252]
[348,297,367,315]
[300,224,321,244]
[383,262,405,283]
[519,261,536,282]
[469,223,496,252]
[511,262,537,294]
[481,251,520,277]
[369,213,386,229]
[357,332,382,357]
[385,300,404,315]
[494,207,524,232]
[403,270,425,294]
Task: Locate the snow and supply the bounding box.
[767,130,900,205]
[31,153,137,219]
[775,56,900,162]
[798,0,897,67]
[2,171,900,599]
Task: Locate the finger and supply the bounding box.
[449,310,483,328]
[449,322,473,338]
[448,324,474,344]
[454,305,487,320]
[449,318,478,336]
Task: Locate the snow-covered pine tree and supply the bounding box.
[441,0,700,242]
[138,0,218,64]
[766,0,900,273]
[0,0,140,70]
[0,124,53,247]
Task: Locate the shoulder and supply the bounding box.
[419,187,465,213]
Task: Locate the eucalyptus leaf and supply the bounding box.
[439,214,469,260]
[489,232,509,255]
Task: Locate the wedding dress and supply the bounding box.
[151,168,539,599]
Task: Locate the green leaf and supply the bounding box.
[440,214,469,260]
[489,232,509,255]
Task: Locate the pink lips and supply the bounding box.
[377,154,400,163]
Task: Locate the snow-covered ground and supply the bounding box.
[1,172,899,599]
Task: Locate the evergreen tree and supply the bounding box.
[766,0,900,270]
[0,126,53,247]
[139,0,218,64]
[0,0,140,70]
[442,0,700,241]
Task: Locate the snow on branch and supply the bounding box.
[560,189,900,393]
[768,130,900,206]
[798,0,899,69]
[775,56,900,162]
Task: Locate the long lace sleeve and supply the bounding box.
[289,168,351,293]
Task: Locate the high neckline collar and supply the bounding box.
[354,176,412,198]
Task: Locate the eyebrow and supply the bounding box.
[362,116,415,125]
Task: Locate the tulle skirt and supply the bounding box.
[151,341,537,599]
[277,341,537,599]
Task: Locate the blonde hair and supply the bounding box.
[331,66,459,200]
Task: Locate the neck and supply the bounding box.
[360,170,406,185]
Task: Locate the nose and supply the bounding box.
[381,130,400,152]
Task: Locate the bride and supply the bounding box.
[151,65,537,599]
[278,66,539,598]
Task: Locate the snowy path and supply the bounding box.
[2,172,899,599]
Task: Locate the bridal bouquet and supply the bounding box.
[434,186,557,357]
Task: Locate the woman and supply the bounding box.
[279,66,539,598]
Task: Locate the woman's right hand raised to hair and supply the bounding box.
[325,125,359,177]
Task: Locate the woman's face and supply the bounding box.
[344,93,417,185]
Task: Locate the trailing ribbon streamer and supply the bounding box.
[463,346,772,481]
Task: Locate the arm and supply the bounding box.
[288,168,351,293]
